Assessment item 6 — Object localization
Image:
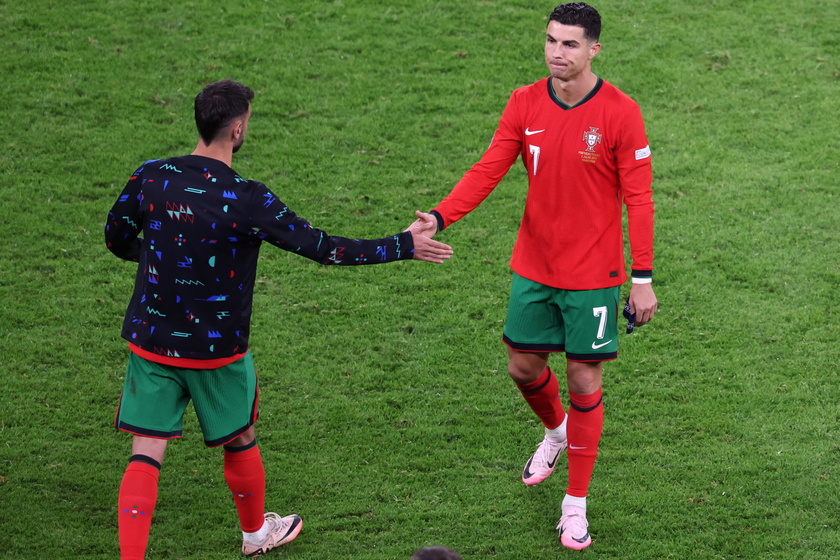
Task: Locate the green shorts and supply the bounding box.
[502,273,620,362]
[115,351,259,447]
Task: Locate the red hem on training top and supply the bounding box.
[129,343,246,370]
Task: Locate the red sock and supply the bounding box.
[566,388,604,497]
[224,444,266,533]
[118,458,160,560]
[517,366,566,430]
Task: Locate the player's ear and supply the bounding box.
[589,41,601,59]
[232,119,244,140]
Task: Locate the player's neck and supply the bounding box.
[550,71,598,107]
[191,142,233,168]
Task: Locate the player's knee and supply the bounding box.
[508,363,542,384]
[566,362,603,394]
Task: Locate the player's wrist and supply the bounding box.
[630,269,652,284]
[430,210,445,232]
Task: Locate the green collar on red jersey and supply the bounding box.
[547,76,603,110]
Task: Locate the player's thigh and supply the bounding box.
[561,286,620,362]
[116,353,191,438]
[503,273,565,352]
[187,352,259,447]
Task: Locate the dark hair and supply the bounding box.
[410,546,463,560]
[194,79,254,145]
[548,3,601,42]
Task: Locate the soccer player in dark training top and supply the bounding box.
[105,79,452,559]
[414,3,658,550]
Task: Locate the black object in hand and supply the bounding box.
[623,299,636,334]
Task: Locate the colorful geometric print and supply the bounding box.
[106,155,415,362]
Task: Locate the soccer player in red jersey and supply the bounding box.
[416,3,658,550]
[106,79,452,559]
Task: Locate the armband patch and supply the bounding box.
[635,145,651,160]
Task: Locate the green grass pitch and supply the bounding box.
[0,1,838,558]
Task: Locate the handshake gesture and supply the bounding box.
[406,211,453,263]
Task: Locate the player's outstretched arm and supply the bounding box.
[406,212,453,263]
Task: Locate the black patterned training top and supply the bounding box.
[105,155,414,364]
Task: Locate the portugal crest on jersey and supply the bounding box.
[582,127,603,153]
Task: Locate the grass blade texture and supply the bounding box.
[0,1,837,558]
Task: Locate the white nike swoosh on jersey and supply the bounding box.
[525,128,545,136]
[591,340,613,350]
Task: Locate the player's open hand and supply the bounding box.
[406,211,438,238]
[406,212,453,263]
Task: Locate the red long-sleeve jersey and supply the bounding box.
[432,77,654,290]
